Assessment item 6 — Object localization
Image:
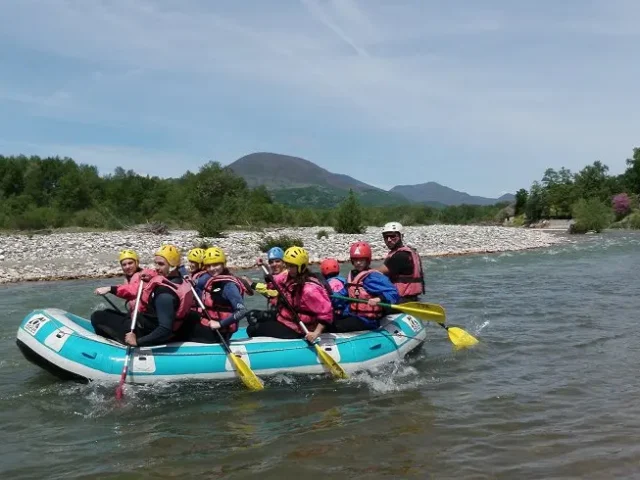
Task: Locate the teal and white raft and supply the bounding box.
[16,309,427,384]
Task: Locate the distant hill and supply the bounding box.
[228,152,409,207]
[390,182,514,206]
[227,152,511,208]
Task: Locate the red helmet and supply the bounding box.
[349,241,372,260]
[320,258,340,277]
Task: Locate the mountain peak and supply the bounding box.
[227,152,512,208]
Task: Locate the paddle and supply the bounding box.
[333,295,479,349]
[115,279,144,400]
[103,295,123,314]
[259,263,348,380]
[185,276,264,392]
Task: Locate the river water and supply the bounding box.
[1,231,639,479]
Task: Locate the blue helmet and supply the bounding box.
[267,247,285,261]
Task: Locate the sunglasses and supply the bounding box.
[383,233,399,239]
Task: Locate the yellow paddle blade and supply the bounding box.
[314,344,348,379]
[446,326,479,349]
[228,353,265,391]
[392,302,446,323]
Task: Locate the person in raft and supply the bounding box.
[246,246,333,342]
[241,246,283,307]
[332,241,400,332]
[376,221,425,302]
[97,249,144,311]
[185,247,210,297]
[320,258,347,318]
[184,246,249,343]
[92,244,195,347]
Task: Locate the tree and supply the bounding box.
[612,193,632,220]
[335,189,364,234]
[514,188,528,216]
[524,181,549,223]
[573,161,611,201]
[570,198,613,234]
[623,147,640,195]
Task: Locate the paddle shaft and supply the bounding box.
[116,279,144,398]
[103,295,123,314]
[183,276,235,356]
[259,264,314,337]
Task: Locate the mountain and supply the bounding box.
[227,152,410,207]
[227,152,511,208]
[390,182,514,206]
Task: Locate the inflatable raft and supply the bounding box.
[16,308,427,384]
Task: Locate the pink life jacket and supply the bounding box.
[200,274,247,334]
[327,277,345,293]
[346,270,385,320]
[385,245,425,297]
[137,276,194,332]
[276,276,330,334]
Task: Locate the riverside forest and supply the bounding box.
[1,147,639,235]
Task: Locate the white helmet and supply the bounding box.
[382,222,403,234]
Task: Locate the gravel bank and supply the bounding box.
[0,225,568,284]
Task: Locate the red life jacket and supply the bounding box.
[119,268,155,312]
[385,245,425,297]
[276,276,330,334]
[346,270,385,319]
[136,276,194,332]
[200,275,247,334]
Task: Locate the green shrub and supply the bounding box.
[570,198,613,234]
[628,211,640,230]
[198,215,226,238]
[258,234,304,253]
[72,209,106,228]
[316,229,329,239]
[335,189,365,234]
[14,207,64,230]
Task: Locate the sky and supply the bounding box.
[0,0,638,197]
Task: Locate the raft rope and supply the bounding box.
[44,317,426,357]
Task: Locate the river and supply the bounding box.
[1,231,639,479]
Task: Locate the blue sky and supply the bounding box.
[0,0,638,197]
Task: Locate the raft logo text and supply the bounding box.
[24,314,49,336]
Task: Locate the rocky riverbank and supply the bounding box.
[0,225,568,284]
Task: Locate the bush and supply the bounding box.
[14,207,64,230]
[628,211,640,230]
[316,229,329,239]
[198,215,226,238]
[612,193,632,220]
[73,209,106,228]
[570,198,613,234]
[258,234,304,253]
[335,189,365,234]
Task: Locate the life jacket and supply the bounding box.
[327,276,347,317]
[276,276,329,334]
[327,276,347,293]
[121,268,154,312]
[346,270,385,320]
[200,274,247,334]
[136,276,194,332]
[385,245,425,298]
